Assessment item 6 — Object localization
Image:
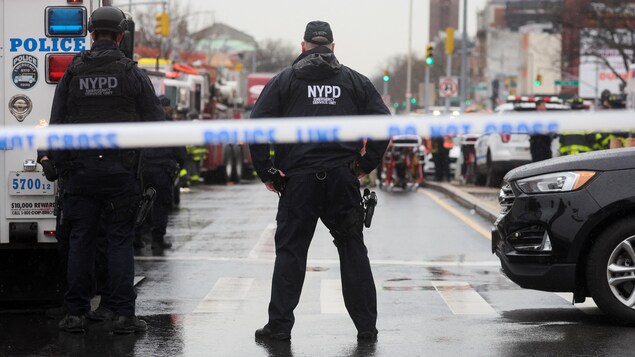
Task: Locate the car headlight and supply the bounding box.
[516,171,596,194]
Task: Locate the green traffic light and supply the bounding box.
[426,57,434,65]
[393,102,399,108]
[410,97,417,104]
[383,75,390,82]
[534,80,541,86]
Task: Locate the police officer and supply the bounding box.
[135,96,187,249]
[250,21,389,341]
[48,6,164,334]
[529,98,553,162]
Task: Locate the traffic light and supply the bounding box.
[383,68,390,82]
[535,73,543,87]
[154,11,170,37]
[425,44,434,66]
[410,97,417,105]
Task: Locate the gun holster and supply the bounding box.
[134,186,156,227]
[362,188,378,228]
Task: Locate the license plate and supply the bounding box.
[8,171,55,195]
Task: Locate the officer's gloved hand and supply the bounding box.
[40,159,59,182]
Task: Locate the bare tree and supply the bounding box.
[254,39,297,73]
[131,0,198,59]
[560,0,635,89]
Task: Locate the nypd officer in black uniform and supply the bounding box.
[48,6,164,334]
[134,95,187,249]
[250,21,389,341]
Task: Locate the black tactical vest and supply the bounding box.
[66,50,138,124]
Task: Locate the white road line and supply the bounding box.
[432,281,497,315]
[193,277,254,313]
[248,223,277,259]
[136,255,500,267]
[555,293,603,315]
[320,279,347,314]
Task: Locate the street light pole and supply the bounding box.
[406,0,413,113]
[425,65,430,114]
[459,0,468,111]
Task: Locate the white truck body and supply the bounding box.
[1,0,101,301]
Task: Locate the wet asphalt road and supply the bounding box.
[2,181,634,357]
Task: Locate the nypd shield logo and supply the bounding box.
[12,55,39,90]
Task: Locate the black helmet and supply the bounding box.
[601,89,611,101]
[570,97,585,110]
[87,7,128,33]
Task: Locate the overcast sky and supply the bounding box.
[124,0,488,77]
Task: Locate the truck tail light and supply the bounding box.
[46,7,87,37]
[44,230,56,236]
[46,54,75,83]
[500,133,511,143]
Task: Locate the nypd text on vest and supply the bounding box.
[308,85,340,105]
[80,77,119,96]
[9,37,86,52]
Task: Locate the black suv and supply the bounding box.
[493,147,635,324]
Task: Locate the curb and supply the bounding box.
[423,181,499,222]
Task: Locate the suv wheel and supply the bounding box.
[587,218,635,325]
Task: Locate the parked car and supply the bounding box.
[492,147,635,324]
[474,98,568,187]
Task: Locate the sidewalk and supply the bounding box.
[424,180,500,222]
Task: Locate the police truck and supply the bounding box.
[0,0,117,303]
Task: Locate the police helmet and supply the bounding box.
[570,97,585,110]
[87,7,128,33]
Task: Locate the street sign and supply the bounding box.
[439,77,459,98]
[471,85,488,91]
[555,80,579,87]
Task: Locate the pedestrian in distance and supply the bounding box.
[134,95,188,250]
[47,6,164,334]
[249,20,390,342]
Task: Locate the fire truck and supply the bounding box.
[0,0,128,302]
[199,73,274,183]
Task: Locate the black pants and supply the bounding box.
[141,166,173,241]
[62,160,139,316]
[55,187,108,306]
[530,135,552,162]
[267,166,377,334]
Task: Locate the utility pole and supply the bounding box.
[406,0,413,113]
[445,27,455,113]
[459,0,468,111]
[424,65,430,114]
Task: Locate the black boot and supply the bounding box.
[112,315,147,334]
[255,325,291,341]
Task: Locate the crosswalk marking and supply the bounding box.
[248,223,277,259]
[193,277,254,313]
[432,281,497,315]
[320,279,347,314]
[180,277,602,317]
[555,293,603,315]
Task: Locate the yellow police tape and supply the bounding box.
[1,111,634,151]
